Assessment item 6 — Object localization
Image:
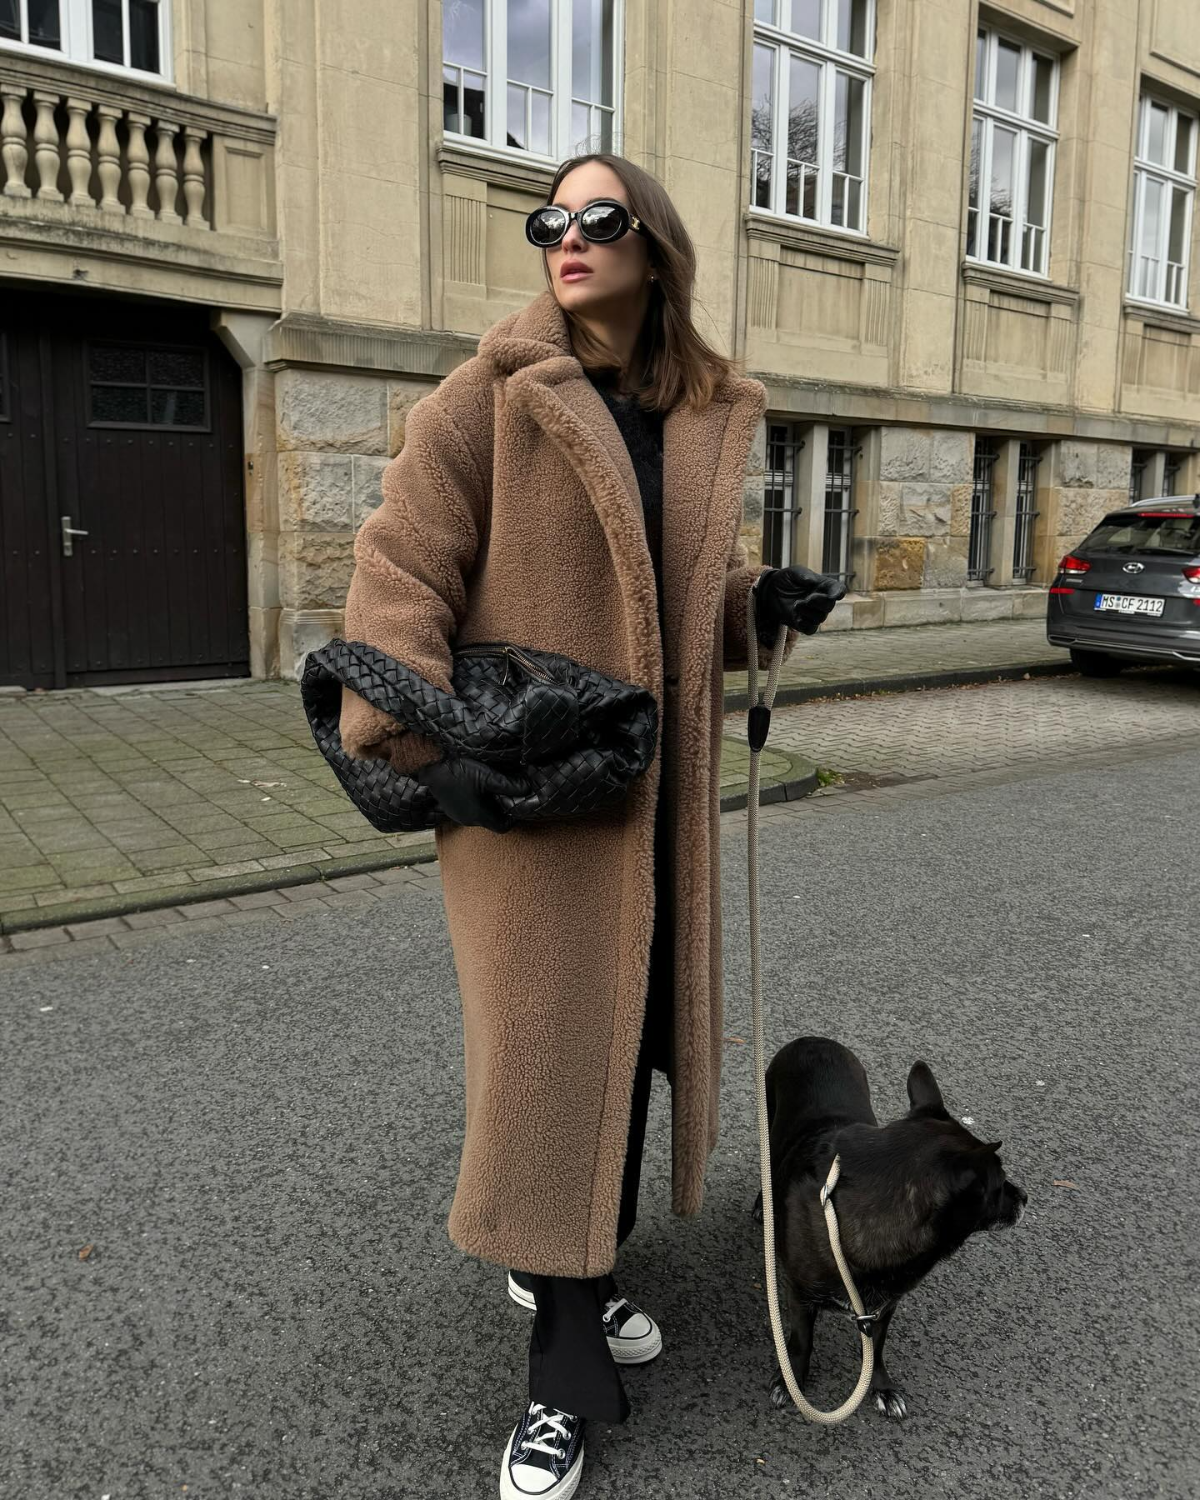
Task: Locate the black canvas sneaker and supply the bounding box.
[506,1272,662,1364]
[500,1401,585,1499]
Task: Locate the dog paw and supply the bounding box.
[751,1190,764,1225]
[873,1387,910,1420]
[769,1377,792,1409]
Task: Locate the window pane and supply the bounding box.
[1174,113,1194,177]
[463,72,485,137]
[967,116,982,256]
[444,0,485,70]
[92,386,149,423]
[788,53,820,165]
[530,87,550,153]
[90,344,145,382]
[93,0,124,64]
[1138,175,1164,297]
[1025,138,1048,228]
[752,42,774,209]
[0,0,19,42]
[755,0,777,23]
[508,0,550,88]
[833,71,864,177]
[990,126,1014,219]
[974,31,986,101]
[507,83,526,148]
[130,0,159,71]
[572,0,613,107]
[1031,54,1054,125]
[147,349,204,387]
[835,0,870,57]
[28,0,61,48]
[995,40,1020,112]
[150,389,206,427]
[1146,102,1168,166]
[790,0,820,42]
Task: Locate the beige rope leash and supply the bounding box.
[744,586,876,1424]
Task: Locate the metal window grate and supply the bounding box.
[1013,441,1041,581]
[1130,450,1149,505]
[969,437,999,581]
[763,423,805,569]
[821,427,858,585]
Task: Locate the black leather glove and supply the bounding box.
[751,565,847,646]
[414,755,522,833]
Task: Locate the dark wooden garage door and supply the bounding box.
[0,289,248,689]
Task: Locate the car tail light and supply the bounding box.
[1058,554,1091,576]
[1184,565,1200,582]
[1048,587,1075,594]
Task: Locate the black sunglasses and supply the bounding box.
[525,197,650,248]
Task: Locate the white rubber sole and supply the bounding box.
[500,1425,585,1500]
[507,1273,662,1364]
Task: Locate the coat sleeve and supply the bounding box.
[721,533,800,673]
[337,389,488,774]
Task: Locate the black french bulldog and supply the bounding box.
[752,1037,1026,1419]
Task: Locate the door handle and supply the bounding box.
[61,515,89,557]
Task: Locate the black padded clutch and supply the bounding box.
[301,638,659,833]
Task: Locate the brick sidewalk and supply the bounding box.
[0,678,809,934]
[722,616,1065,709]
[0,617,1059,933]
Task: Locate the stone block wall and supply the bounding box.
[866,426,974,590]
[273,368,435,678]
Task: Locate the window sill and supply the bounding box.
[1122,298,1200,335]
[437,138,557,193]
[743,209,899,266]
[961,260,1079,305]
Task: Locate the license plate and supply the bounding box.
[1093,593,1164,616]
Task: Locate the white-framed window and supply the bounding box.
[1127,94,1196,309]
[968,27,1058,276]
[0,0,171,80]
[442,0,617,161]
[751,0,875,235]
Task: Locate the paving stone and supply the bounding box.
[122,908,187,929]
[10,927,72,950]
[63,917,130,939]
[178,898,238,919]
[229,890,289,910]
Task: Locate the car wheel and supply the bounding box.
[1069,648,1124,678]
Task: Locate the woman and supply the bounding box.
[338,152,843,1498]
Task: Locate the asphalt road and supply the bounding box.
[3,679,1197,1499]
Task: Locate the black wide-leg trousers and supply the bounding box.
[508,795,675,1424]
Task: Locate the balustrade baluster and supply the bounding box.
[153,120,181,222]
[32,92,63,201]
[126,112,153,218]
[65,98,93,206]
[182,126,208,228]
[96,104,124,214]
[1,86,31,199]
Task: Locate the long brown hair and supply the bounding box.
[539,153,743,414]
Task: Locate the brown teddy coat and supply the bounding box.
[338,287,798,1277]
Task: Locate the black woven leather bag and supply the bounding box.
[301,638,659,833]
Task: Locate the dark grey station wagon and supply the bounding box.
[1046,495,1200,676]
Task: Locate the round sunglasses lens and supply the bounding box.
[581,203,624,240]
[529,208,566,245]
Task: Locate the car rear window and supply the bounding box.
[1087,513,1200,556]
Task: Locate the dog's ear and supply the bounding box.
[906,1061,947,1114]
[974,1139,1002,1154]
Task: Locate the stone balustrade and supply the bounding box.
[0,52,276,250]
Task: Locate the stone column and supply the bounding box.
[991,438,1023,588]
[791,421,828,575]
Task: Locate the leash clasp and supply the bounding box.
[855,1312,878,1338]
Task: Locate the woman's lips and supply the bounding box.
[561,269,592,281]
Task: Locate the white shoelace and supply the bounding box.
[518,1404,573,1459]
[602,1295,628,1326]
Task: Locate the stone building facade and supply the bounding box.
[1,0,1197,687]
